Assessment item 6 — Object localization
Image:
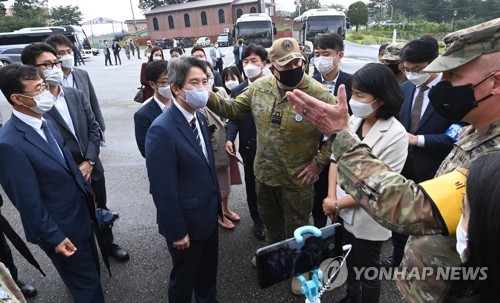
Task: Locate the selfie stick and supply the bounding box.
[294,226,323,303]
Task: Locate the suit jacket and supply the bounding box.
[44,86,103,181]
[209,47,224,66]
[233,44,248,65]
[134,97,163,158]
[226,80,256,153]
[0,115,93,248]
[72,68,106,131]
[340,116,408,241]
[145,104,221,242]
[398,81,455,181]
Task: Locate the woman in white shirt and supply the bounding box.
[323,63,409,303]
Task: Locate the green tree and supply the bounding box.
[347,1,368,32]
[139,0,196,12]
[50,5,83,26]
[294,0,322,16]
[0,0,48,31]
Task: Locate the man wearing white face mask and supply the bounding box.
[134,60,172,158]
[381,35,458,269]
[145,56,222,303]
[21,42,130,263]
[45,35,106,132]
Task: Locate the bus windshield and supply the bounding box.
[306,16,345,41]
[236,21,273,47]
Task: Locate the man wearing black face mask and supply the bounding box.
[206,37,336,295]
[381,42,407,84]
[286,18,500,302]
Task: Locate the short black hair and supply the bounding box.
[378,42,389,56]
[347,63,403,120]
[222,66,243,82]
[145,60,168,82]
[242,43,268,62]
[313,33,344,53]
[21,42,57,66]
[170,47,183,55]
[401,35,439,64]
[191,46,205,56]
[168,57,208,97]
[44,34,73,49]
[237,35,243,39]
[0,64,41,105]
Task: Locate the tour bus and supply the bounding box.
[293,9,350,55]
[0,25,92,59]
[233,13,277,48]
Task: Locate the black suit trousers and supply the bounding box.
[240,145,262,226]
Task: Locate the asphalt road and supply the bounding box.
[0,44,404,303]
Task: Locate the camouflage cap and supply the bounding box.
[268,38,304,66]
[424,18,499,72]
[381,42,405,61]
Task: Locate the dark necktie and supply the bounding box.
[190,117,202,148]
[41,120,66,167]
[409,85,429,134]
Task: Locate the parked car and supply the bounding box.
[173,36,193,47]
[155,38,173,49]
[216,32,233,47]
[195,36,211,47]
[0,44,26,65]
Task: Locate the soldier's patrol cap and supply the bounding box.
[424,18,499,72]
[380,42,405,61]
[268,38,304,66]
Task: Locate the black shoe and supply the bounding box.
[15,279,37,298]
[253,223,266,241]
[380,256,402,268]
[108,244,130,262]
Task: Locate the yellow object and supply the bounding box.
[419,167,468,236]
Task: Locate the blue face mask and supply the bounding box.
[180,87,209,110]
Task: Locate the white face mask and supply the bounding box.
[315,56,337,75]
[243,64,262,79]
[180,87,209,110]
[43,67,64,86]
[21,90,54,114]
[225,80,239,90]
[456,215,469,263]
[209,78,215,88]
[153,56,163,61]
[405,71,431,86]
[158,86,173,100]
[59,54,74,69]
[349,98,378,119]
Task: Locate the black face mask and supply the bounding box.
[428,72,495,121]
[387,63,400,75]
[274,65,304,88]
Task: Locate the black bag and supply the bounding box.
[134,86,144,103]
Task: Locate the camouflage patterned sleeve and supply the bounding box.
[207,89,251,119]
[332,129,445,236]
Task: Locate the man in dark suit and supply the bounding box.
[0,64,104,303]
[381,36,457,268]
[146,56,221,302]
[45,35,106,132]
[311,33,352,228]
[191,47,223,87]
[134,60,172,157]
[225,44,268,240]
[233,36,248,75]
[21,42,129,262]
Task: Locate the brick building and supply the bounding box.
[144,0,275,41]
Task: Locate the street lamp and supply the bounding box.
[452,10,458,31]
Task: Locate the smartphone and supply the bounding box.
[255,223,343,289]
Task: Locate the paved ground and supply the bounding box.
[0,45,404,303]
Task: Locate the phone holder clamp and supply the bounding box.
[294,226,323,303]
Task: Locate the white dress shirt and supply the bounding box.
[412,74,442,147]
[173,101,209,160]
[52,87,77,137]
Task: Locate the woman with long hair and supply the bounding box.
[140,46,165,101]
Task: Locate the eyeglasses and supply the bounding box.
[35,60,60,70]
[23,83,49,94]
[155,80,169,87]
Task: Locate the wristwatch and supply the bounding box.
[87,160,96,166]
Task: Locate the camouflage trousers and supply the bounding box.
[255,180,313,244]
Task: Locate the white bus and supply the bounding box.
[233,13,276,48]
[0,25,92,58]
[293,9,350,53]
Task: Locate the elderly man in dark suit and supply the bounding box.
[134,60,172,157]
[0,64,104,303]
[21,42,129,262]
[311,33,352,228]
[146,57,221,303]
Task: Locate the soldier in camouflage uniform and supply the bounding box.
[207,38,336,246]
[287,18,500,302]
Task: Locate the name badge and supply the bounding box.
[271,112,282,126]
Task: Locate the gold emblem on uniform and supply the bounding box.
[281,40,294,52]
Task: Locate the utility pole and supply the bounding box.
[129,0,138,34]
